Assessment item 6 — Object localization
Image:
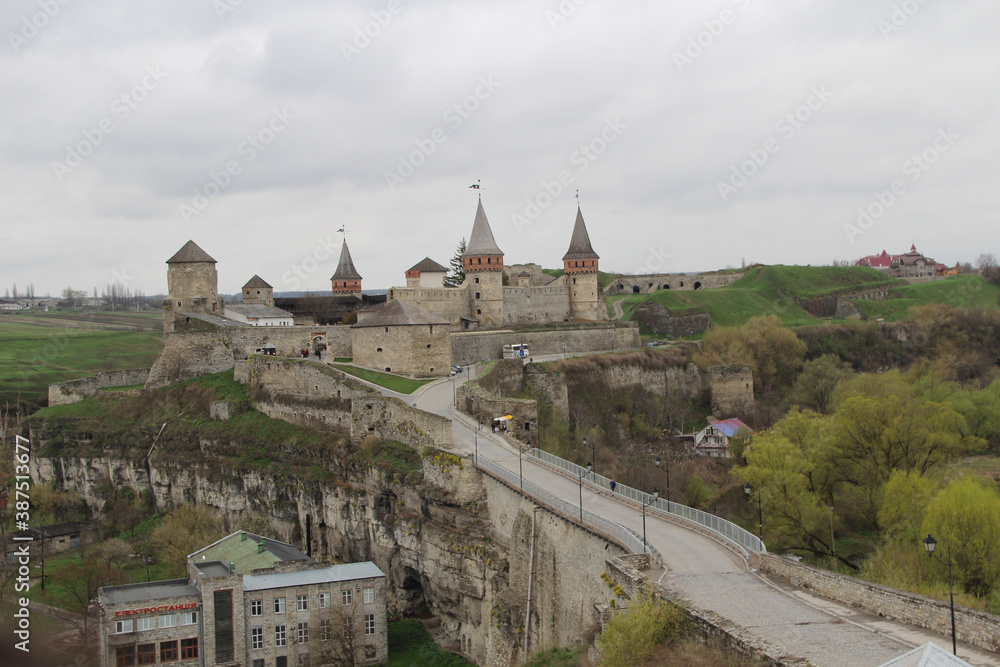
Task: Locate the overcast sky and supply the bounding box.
[2,0,998,297]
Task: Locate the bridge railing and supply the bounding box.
[530,448,764,556]
[475,453,665,566]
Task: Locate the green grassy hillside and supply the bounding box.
[854,274,998,320]
[0,311,163,407]
[611,265,901,328]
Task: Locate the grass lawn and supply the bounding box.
[0,311,163,407]
[853,274,998,321]
[332,364,435,394]
[612,265,905,328]
[385,619,472,666]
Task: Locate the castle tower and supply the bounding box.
[166,240,222,317]
[241,275,274,307]
[330,239,362,296]
[562,207,602,320]
[462,199,505,327]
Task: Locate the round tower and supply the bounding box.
[462,199,505,327]
[562,207,603,320]
[331,239,363,296]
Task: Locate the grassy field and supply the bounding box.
[0,311,163,407]
[332,364,435,394]
[853,274,998,321]
[609,265,938,329]
[385,619,473,666]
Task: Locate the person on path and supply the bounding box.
[609,480,617,493]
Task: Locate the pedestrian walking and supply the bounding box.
[609,479,617,493]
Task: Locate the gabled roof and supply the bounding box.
[878,642,973,667]
[167,240,216,264]
[331,239,362,281]
[407,257,448,273]
[463,199,503,257]
[711,418,753,437]
[188,530,311,572]
[243,275,272,289]
[351,298,449,328]
[562,207,600,261]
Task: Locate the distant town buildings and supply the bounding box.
[855,244,956,279]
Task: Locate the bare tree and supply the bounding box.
[310,593,372,667]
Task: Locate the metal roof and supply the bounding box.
[878,642,973,667]
[188,531,311,572]
[100,579,200,605]
[712,418,753,437]
[243,562,385,592]
[331,239,363,281]
[243,274,272,289]
[407,257,448,273]
[562,206,600,261]
[463,199,503,257]
[226,304,295,319]
[351,299,449,328]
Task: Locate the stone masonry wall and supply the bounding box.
[146,326,352,388]
[500,284,572,325]
[450,324,639,365]
[48,368,151,406]
[604,270,745,295]
[631,302,710,337]
[760,553,1000,654]
[456,384,538,441]
[710,365,754,420]
[351,396,452,449]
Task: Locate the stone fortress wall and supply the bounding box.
[605,269,745,296]
[48,368,151,406]
[449,324,639,365]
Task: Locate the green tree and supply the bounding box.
[922,477,1000,598]
[152,504,225,576]
[788,354,853,413]
[699,315,806,397]
[596,596,686,667]
[442,237,466,287]
[877,470,937,543]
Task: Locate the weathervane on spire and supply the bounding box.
[468,179,482,197]
[575,189,580,205]
[336,226,347,238]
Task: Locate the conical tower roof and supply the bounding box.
[562,207,599,261]
[330,239,362,281]
[462,199,503,257]
[166,240,216,264]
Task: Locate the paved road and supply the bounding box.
[389,370,1000,667]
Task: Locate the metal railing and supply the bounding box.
[531,448,765,556]
[475,454,665,565]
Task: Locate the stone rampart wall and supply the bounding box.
[760,553,1000,654]
[709,365,754,420]
[48,368,151,406]
[478,359,526,397]
[605,271,745,295]
[631,303,710,337]
[238,356,376,401]
[352,396,452,449]
[500,284,572,324]
[450,324,639,365]
[145,326,352,388]
[798,288,892,318]
[457,384,538,441]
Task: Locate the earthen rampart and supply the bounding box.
[48,368,151,406]
[631,302,710,337]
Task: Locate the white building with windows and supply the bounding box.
[97,531,388,667]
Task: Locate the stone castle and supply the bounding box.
[155,200,626,380]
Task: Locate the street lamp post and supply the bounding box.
[743,482,763,541]
[656,455,667,505]
[642,487,660,554]
[578,461,593,521]
[922,534,958,655]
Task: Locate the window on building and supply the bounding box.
[274,597,285,614]
[159,614,176,628]
[252,660,264,667]
[296,594,308,612]
[180,638,198,660]
[180,611,197,626]
[115,645,135,667]
[319,592,330,608]
[320,619,332,641]
[275,624,286,647]
[366,645,377,659]
[365,614,376,635]
[160,640,178,662]
[115,619,133,634]
[137,643,155,665]
[137,616,154,631]
[475,277,479,283]
[363,587,375,604]
[297,622,309,644]
[475,292,480,299]
[252,627,264,650]
[251,599,262,616]
[341,590,352,605]
[276,657,288,667]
